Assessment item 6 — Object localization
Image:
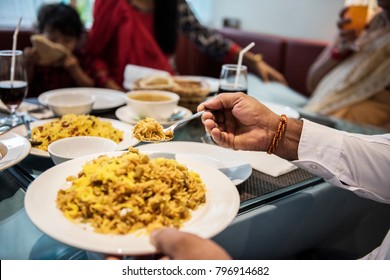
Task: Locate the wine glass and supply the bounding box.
[201,64,248,144]
[0,50,28,126]
[218,64,248,94]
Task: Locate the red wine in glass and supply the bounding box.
[218,84,248,94]
[0,80,27,109]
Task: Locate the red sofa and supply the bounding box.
[0,27,327,97]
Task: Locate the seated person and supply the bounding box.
[24,3,93,97]
[84,0,286,91]
[305,1,390,129]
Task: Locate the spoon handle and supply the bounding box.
[168,110,204,131]
[0,125,12,136]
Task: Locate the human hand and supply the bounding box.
[63,53,79,70]
[150,228,231,260]
[336,7,359,48]
[23,47,39,65]
[256,60,287,84]
[198,93,279,151]
[198,93,302,160]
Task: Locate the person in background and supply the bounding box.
[24,3,94,97]
[305,0,390,129]
[85,0,286,91]
[150,92,390,260]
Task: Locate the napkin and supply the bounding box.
[235,150,297,177]
[0,101,54,120]
[123,64,170,90]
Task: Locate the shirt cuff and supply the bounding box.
[292,119,345,183]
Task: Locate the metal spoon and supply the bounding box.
[141,110,205,143]
[21,115,42,146]
[0,125,12,136]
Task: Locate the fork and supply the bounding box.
[21,115,42,146]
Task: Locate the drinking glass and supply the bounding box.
[201,64,248,144]
[0,50,28,126]
[343,0,372,35]
[218,64,248,94]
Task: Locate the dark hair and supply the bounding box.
[37,3,83,38]
[154,0,178,54]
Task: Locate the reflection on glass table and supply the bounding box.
[1,102,389,260]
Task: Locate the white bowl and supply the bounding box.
[127,90,179,120]
[46,92,95,116]
[48,136,117,165]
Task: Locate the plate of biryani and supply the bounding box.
[138,142,252,185]
[24,148,240,255]
[11,114,139,157]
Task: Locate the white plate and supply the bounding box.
[24,151,240,255]
[115,105,193,126]
[263,102,300,119]
[176,75,219,94]
[137,141,252,185]
[0,132,31,171]
[11,118,139,158]
[38,88,128,113]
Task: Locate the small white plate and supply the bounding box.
[263,102,300,119]
[38,88,127,113]
[115,105,193,126]
[175,75,219,94]
[24,151,240,255]
[11,118,138,158]
[0,132,31,171]
[138,141,252,185]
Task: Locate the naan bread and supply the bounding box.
[31,35,70,66]
[135,75,175,90]
[134,75,211,112]
[172,78,210,98]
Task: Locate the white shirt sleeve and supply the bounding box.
[292,120,390,204]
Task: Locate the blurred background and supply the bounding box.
[0,0,345,42]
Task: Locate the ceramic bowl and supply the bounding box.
[48,136,117,165]
[46,92,95,116]
[126,90,179,120]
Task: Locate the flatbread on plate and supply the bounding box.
[31,35,70,66]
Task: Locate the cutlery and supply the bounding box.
[168,109,186,121]
[21,115,42,146]
[0,125,12,136]
[141,110,205,143]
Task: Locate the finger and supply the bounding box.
[202,92,240,111]
[150,228,192,259]
[339,6,349,18]
[259,64,269,83]
[203,118,217,134]
[337,18,352,29]
[105,255,122,260]
[270,70,287,85]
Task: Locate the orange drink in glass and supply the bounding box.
[343,0,376,35]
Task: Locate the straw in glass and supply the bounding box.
[234,42,255,89]
[10,17,22,86]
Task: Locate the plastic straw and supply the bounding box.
[234,42,255,88]
[10,17,22,85]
